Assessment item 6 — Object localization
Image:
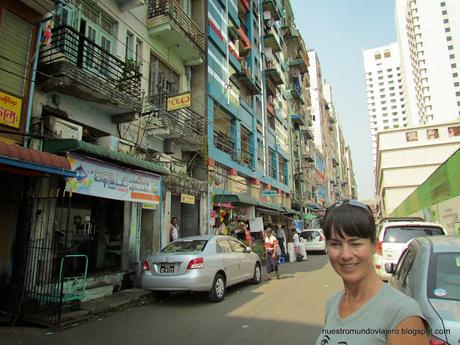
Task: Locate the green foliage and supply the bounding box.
[251,242,266,265]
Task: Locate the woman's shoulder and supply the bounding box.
[378,284,424,326]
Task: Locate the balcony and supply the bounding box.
[262,0,281,21]
[147,0,204,65]
[332,156,339,167]
[214,130,235,155]
[267,101,276,117]
[288,82,304,104]
[238,27,251,55]
[116,0,145,11]
[302,147,314,162]
[232,58,261,95]
[145,96,205,146]
[265,59,284,86]
[38,25,142,113]
[301,126,314,140]
[268,165,276,179]
[21,0,55,14]
[291,114,305,127]
[263,27,282,53]
[241,147,253,167]
[238,0,250,14]
[289,51,309,74]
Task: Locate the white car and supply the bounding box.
[373,217,447,281]
[300,229,327,254]
[142,235,261,302]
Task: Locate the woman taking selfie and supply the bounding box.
[315,200,428,345]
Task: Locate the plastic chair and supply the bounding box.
[278,256,286,264]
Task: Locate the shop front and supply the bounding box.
[0,141,75,326]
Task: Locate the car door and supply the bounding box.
[392,244,417,297]
[216,239,239,285]
[228,238,252,282]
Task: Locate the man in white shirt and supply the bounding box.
[292,229,303,261]
[170,217,179,242]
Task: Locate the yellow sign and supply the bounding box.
[167,93,191,111]
[0,92,22,128]
[180,193,195,205]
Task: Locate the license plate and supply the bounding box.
[159,264,175,273]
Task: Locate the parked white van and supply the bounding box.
[373,217,447,281]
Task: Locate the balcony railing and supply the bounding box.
[279,170,287,184]
[147,0,204,56]
[145,94,204,145]
[214,130,235,155]
[268,165,276,179]
[265,59,283,85]
[241,147,253,167]
[38,25,142,109]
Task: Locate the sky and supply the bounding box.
[291,0,396,200]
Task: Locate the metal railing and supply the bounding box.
[214,130,235,155]
[39,25,142,100]
[147,0,204,53]
[146,93,205,141]
[268,165,276,179]
[241,147,253,167]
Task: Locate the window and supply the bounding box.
[454,73,458,78]
[125,31,135,60]
[443,19,449,24]
[427,128,439,139]
[442,10,447,15]
[447,36,452,41]
[446,27,451,33]
[375,53,382,60]
[149,54,180,106]
[448,126,460,137]
[384,51,391,58]
[406,131,418,142]
[216,240,233,253]
[0,9,33,98]
[229,239,247,253]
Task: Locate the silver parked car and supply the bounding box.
[389,236,460,345]
[142,235,262,302]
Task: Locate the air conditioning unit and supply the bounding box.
[97,136,135,154]
[47,116,83,140]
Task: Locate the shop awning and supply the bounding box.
[0,141,75,177]
[306,203,324,212]
[43,139,170,175]
[285,209,302,216]
[213,192,259,206]
[304,213,317,220]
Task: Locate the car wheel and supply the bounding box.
[252,263,261,284]
[152,291,170,301]
[209,273,225,302]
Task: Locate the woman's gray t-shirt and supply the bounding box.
[315,284,425,345]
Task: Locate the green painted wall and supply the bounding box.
[391,149,460,217]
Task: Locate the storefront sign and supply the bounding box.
[166,92,191,111]
[66,154,161,204]
[0,92,22,128]
[180,193,195,205]
[261,190,277,197]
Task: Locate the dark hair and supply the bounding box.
[171,217,178,222]
[321,203,376,243]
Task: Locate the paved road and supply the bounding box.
[2,254,342,345]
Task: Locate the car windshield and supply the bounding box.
[161,240,208,253]
[428,252,460,302]
[383,226,444,243]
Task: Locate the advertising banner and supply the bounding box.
[66,154,161,204]
[166,92,191,111]
[0,91,22,128]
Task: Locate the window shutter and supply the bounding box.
[0,10,33,97]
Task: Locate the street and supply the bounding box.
[1,254,342,345]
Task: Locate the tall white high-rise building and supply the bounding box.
[363,43,408,167]
[395,0,460,125]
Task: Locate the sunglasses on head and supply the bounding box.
[326,199,372,215]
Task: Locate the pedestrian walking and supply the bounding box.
[292,228,303,261]
[264,227,280,280]
[275,224,286,256]
[242,222,253,246]
[315,200,428,345]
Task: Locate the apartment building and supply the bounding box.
[395,0,460,125]
[363,43,408,167]
[376,119,460,216]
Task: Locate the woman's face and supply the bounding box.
[326,228,377,284]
